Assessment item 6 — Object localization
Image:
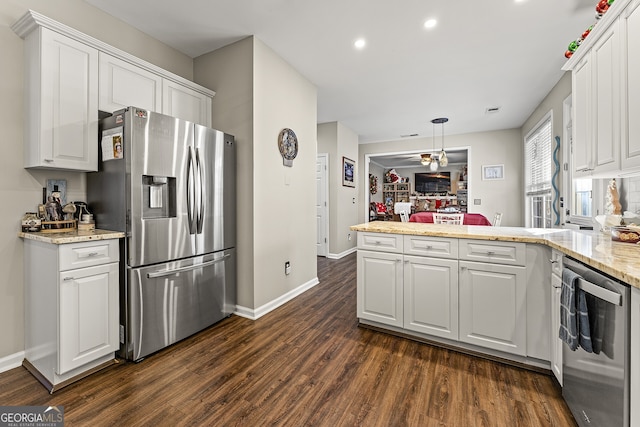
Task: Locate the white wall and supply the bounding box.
[359,130,523,226]
[195,37,318,311]
[317,122,359,257]
[194,38,255,309]
[0,0,194,361]
[368,162,384,204]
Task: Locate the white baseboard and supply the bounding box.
[0,351,25,374]
[327,246,356,260]
[235,276,320,320]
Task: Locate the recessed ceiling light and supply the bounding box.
[354,39,366,49]
[424,19,437,29]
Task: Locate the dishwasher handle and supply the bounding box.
[577,277,622,306]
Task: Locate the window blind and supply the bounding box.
[525,116,552,195]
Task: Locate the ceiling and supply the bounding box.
[85,0,596,143]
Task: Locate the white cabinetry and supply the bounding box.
[23,27,98,171]
[23,238,120,392]
[564,0,640,177]
[403,235,458,340]
[98,53,213,127]
[549,249,564,385]
[621,0,640,170]
[631,286,640,427]
[99,53,162,113]
[458,240,527,356]
[357,249,403,327]
[163,80,212,126]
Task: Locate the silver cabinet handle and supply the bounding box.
[486,251,495,256]
[87,252,99,257]
[549,259,558,264]
[44,159,54,163]
[63,277,74,281]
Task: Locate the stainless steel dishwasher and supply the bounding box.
[562,256,630,427]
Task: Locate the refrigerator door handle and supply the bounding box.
[186,147,196,235]
[195,147,205,234]
[146,254,231,279]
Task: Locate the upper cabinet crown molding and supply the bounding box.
[11,9,215,99]
[562,0,631,71]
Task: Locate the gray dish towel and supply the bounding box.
[559,267,593,352]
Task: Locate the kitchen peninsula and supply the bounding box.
[350,221,640,426]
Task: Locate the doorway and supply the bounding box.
[316,154,329,256]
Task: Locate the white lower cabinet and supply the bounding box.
[631,287,640,427]
[23,238,120,392]
[357,250,403,327]
[459,260,527,356]
[357,233,547,364]
[403,255,458,340]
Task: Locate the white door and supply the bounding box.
[316,154,328,257]
[357,250,403,327]
[459,260,527,356]
[404,255,459,340]
[58,262,119,374]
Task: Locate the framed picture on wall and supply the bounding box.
[343,157,355,187]
[482,164,504,180]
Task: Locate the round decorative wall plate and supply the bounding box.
[278,128,298,167]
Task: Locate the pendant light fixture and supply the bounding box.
[432,117,449,168]
[420,153,432,166]
[429,119,439,171]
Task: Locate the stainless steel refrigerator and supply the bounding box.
[87,107,236,361]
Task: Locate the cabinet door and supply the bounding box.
[162,80,212,126]
[572,54,594,175]
[404,255,458,340]
[621,1,640,170]
[592,21,621,173]
[357,250,403,327]
[459,261,527,356]
[58,262,119,374]
[550,274,563,385]
[28,28,98,171]
[98,52,162,114]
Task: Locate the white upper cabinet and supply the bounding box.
[23,27,98,172]
[13,10,216,172]
[621,0,640,170]
[564,0,640,177]
[99,53,162,114]
[163,80,212,126]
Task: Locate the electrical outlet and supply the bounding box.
[474,199,481,205]
[348,233,352,241]
[285,261,291,275]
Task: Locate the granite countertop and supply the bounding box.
[19,229,125,244]
[350,221,640,289]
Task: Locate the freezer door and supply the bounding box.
[194,125,236,254]
[127,249,236,361]
[128,109,196,267]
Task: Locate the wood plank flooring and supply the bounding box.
[0,253,577,426]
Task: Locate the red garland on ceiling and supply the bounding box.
[564,0,615,59]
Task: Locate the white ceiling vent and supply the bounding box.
[485,107,501,114]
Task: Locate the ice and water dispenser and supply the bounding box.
[142,175,176,219]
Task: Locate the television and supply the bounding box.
[414,172,451,194]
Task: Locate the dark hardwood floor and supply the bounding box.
[0,253,577,426]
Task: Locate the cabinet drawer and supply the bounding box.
[404,235,458,259]
[459,239,526,266]
[357,232,403,253]
[59,239,119,271]
[550,249,564,277]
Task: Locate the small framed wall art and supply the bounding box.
[482,164,505,180]
[343,157,355,187]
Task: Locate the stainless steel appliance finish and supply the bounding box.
[562,256,630,427]
[87,107,236,361]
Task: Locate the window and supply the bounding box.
[524,113,552,228]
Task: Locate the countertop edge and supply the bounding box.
[351,222,640,289]
[19,229,125,244]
